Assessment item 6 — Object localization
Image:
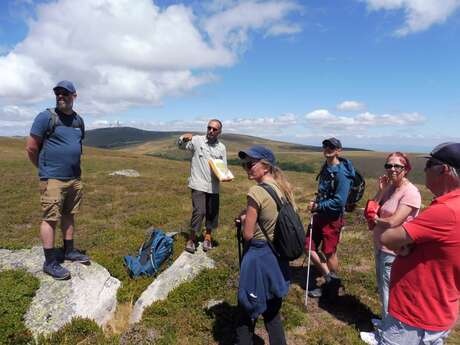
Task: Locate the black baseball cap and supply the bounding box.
[322,137,342,149]
[426,142,460,169]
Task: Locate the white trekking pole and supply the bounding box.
[305,214,315,307]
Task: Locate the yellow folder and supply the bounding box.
[208,159,234,182]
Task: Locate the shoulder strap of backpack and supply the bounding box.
[256,183,284,257]
[316,162,327,181]
[45,108,58,140]
[45,108,85,140]
[259,183,285,211]
[74,112,85,140]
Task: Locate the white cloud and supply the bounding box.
[0,105,37,122]
[336,100,366,111]
[0,0,301,117]
[305,109,425,130]
[204,1,301,49]
[223,113,298,131]
[361,0,460,35]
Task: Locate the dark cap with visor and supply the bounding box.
[322,137,342,149]
[53,80,76,94]
[238,145,276,166]
[426,142,460,169]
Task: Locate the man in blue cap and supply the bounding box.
[26,80,88,280]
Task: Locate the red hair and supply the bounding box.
[387,152,412,174]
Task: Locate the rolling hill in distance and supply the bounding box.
[84,127,427,184]
[84,127,369,152]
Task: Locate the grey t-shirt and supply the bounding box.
[178,135,227,194]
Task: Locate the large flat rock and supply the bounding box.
[0,246,120,337]
[130,243,215,324]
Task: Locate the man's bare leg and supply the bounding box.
[41,220,57,249]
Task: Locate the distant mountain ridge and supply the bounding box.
[84,127,369,151]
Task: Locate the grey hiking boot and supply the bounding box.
[43,261,71,280]
[64,250,90,263]
[185,240,196,254]
[308,287,322,298]
[203,239,213,252]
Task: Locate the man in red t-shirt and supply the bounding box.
[377,142,460,345]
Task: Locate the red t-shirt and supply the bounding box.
[389,189,460,331]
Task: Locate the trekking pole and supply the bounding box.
[236,220,243,267]
[305,214,315,307]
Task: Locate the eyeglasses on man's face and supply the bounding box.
[424,159,444,172]
[384,163,405,171]
[207,126,220,132]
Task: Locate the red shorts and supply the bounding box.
[305,214,344,255]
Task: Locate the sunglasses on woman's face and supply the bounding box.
[241,160,258,170]
[384,163,405,170]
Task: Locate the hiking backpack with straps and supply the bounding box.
[123,229,174,278]
[316,158,366,212]
[259,183,305,261]
[45,108,85,140]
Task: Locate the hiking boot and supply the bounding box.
[185,240,196,254]
[43,261,71,280]
[64,250,90,263]
[307,287,322,298]
[203,239,213,252]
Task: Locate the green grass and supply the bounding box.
[0,270,39,345]
[0,136,458,344]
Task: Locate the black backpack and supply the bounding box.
[316,158,365,212]
[259,183,305,261]
[345,169,365,212]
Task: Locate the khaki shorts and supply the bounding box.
[39,179,83,222]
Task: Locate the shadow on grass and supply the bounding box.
[207,302,265,345]
[290,265,378,333]
[318,294,378,332]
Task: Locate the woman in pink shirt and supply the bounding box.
[368,152,421,322]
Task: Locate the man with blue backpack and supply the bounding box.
[306,137,357,300]
[26,80,88,280]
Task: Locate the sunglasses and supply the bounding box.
[207,126,220,132]
[241,160,258,170]
[322,143,336,150]
[424,159,444,171]
[54,89,72,97]
[384,163,405,170]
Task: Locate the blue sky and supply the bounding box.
[0,0,459,152]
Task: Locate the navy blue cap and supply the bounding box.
[322,137,342,149]
[238,145,276,166]
[427,142,460,169]
[53,80,76,94]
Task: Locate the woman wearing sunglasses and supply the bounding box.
[365,152,421,329]
[235,145,293,345]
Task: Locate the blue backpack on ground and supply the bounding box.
[123,229,173,278]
